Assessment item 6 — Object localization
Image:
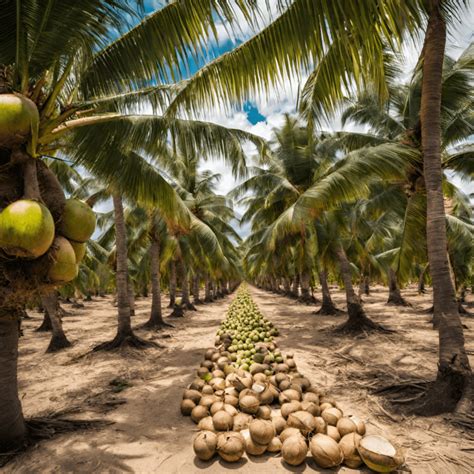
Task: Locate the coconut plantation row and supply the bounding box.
[0,0,473,472]
[184,286,404,471]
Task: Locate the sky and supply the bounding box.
[140,1,473,236]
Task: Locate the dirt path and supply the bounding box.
[3,286,473,473]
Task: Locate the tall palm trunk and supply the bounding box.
[0,313,26,450]
[315,269,341,315]
[36,309,52,332]
[386,269,409,306]
[204,275,212,302]
[299,271,314,304]
[179,259,195,310]
[336,245,386,333]
[41,292,71,352]
[283,278,291,295]
[417,2,471,414]
[168,260,177,308]
[418,264,428,294]
[94,195,152,350]
[291,274,299,298]
[128,278,135,316]
[143,238,172,329]
[192,274,201,304]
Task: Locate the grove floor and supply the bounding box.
[3,285,474,473]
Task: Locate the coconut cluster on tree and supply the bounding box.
[184,286,405,471]
[0,82,96,309]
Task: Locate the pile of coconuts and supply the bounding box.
[0,90,96,304]
[183,286,405,472]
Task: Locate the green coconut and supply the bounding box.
[59,199,96,243]
[0,94,39,146]
[70,241,86,263]
[48,237,78,283]
[0,200,54,258]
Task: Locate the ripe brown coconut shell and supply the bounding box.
[287,411,317,436]
[217,432,245,462]
[303,392,319,404]
[0,93,39,147]
[281,401,302,419]
[275,363,290,373]
[275,373,289,385]
[242,430,267,456]
[357,435,404,473]
[180,399,195,416]
[279,388,301,404]
[310,433,344,468]
[193,430,217,461]
[267,436,282,453]
[337,416,366,437]
[256,405,272,420]
[48,237,78,283]
[224,395,239,407]
[240,394,260,414]
[210,377,225,391]
[212,410,234,431]
[205,348,216,360]
[190,378,205,391]
[319,402,334,412]
[200,395,219,408]
[339,432,363,468]
[292,376,311,391]
[201,360,213,371]
[224,386,239,398]
[239,388,257,400]
[280,427,304,443]
[183,389,202,404]
[191,405,209,423]
[201,385,214,395]
[281,435,308,466]
[272,416,287,435]
[249,419,275,445]
[197,367,209,379]
[279,380,291,391]
[314,416,327,434]
[198,416,216,432]
[321,407,343,426]
[233,413,253,432]
[301,401,319,416]
[327,425,341,442]
[286,359,297,370]
[253,373,267,383]
[217,356,230,370]
[289,383,303,394]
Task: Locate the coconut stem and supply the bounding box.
[12,148,41,201]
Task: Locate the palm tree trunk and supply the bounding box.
[192,274,201,304]
[418,264,428,294]
[178,258,195,310]
[416,1,471,414]
[94,195,153,350]
[299,271,313,303]
[128,278,135,316]
[335,245,387,333]
[0,313,26,450]
[143,238,172,329]
[283,278,291,295]
[41,292,71,352]
[315,270,341,315]
[291,274,299,298]
[35,310,52,332]
[204,275,212,302]
[168,260,177,308]
[386,269,409,306]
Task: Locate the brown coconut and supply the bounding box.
[357,435,404,473]
[339,432,363,468]
[191,405,209,423]
[233,413,253,432]
[281,401,302,419]
[279,389,301,404]
[321,407,343,426]
[257,405,272,420]
[180,399,195,416]
[337,416,366,436]
[287,411,317,436]
[198,416,216,432]
[199,395,218,408]
[193,430,217,461]
[243,430,267,456]
[272,416,287,435]
[267,437,282,453]
[212,410,234,431]
[224,395,239,407]
[301,401,319,417]
[217,432,245,462]
[314,416,327,434]
[249,419,275,445]
[280,427,304,443]
[310,433,344,468]
[281,435,308,466]
[183,389,201,404]
[303,392,319,404]
[327,425,341,442]
[202,385,214,395]
[210,377,225,391]
[240,395,260,414]
[189,378,205,391]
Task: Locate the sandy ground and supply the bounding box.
[3,285,473,473]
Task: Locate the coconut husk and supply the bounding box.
[310,433,344,468]
[193,430,217,461]
[357,435,404,473]
[281,435,308,466]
